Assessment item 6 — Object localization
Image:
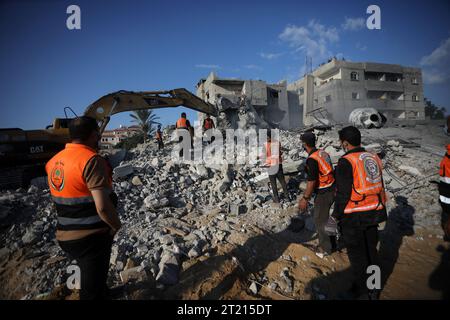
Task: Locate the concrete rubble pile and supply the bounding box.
[0,125,445,299]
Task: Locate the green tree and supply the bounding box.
[129,110,160,142]
[424,97,446,120]
[115,132,145,150]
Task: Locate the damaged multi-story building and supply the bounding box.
[195,58,426,129]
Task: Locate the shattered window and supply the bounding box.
[352,92,360,100]
[351,71,359,81]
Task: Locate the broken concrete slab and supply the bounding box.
[113,164,134,179]
[156,251,180,285]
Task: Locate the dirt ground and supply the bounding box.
[1,210,449,300]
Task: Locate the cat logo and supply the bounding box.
[50,161,65,192]
[30,145,44,154]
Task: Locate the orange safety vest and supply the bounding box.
[204,118,214,130]
[308,149,335,189]
[176,117,187,129]
[439,145,450,204]
[45,143,109,231]
[439,144,450,181]
[343,151,386,214]
[265,141,282,167]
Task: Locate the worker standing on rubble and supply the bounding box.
[298,132,336,255]
[45,116,122,300]
[176,112,189,157]
[155,125,164,150]
[186,119,194,149]
[263,130,289,204]
[438,144,450,241]
[330,126,387,300]
[202,114,216,144]
[202,114,215,132]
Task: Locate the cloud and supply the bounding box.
[420,37,450,84]
[195,64,221,69]
[279,20,339,61]
[259,52,283,60]
[342,17,365,31]
[244,64,263,70]
[356,42,367,51]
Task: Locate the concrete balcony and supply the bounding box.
[365,80,404,92]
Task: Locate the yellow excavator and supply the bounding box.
[0,88,217,189]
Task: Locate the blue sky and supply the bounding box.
[0,0,449,130]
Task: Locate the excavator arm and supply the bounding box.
[83,88,217,133]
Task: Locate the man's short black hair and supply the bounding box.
[301,131,316,147]
[69,116,99,141]
[338,126,361,146]
[181,112,186,118]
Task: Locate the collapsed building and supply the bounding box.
[196,59,426,129]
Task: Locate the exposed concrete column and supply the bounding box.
[303,74,314,126]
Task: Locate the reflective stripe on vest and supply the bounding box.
[58,215,102,226]
[439,195,450,204]
[176,118,187,129]
[440,176,450,184]
[343,151,386,214]
[45,143,108,231]
[51,195,94,205]
[265,141,282,166]
[308,149,335,189]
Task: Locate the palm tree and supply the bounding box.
[130,110,160,142]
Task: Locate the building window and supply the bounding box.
[412,93,419,102]
[299,87,304,95]
[352,92,360,100]
[350,71,359,81]
[411,77,418,85]
[324,95,331,102]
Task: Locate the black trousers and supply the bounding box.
[59,232,113,300]
[268,164,288,203]
[340,223,380,297]
[157,139,164,150]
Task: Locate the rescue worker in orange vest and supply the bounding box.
[439,144,450,241]
[331,126,387,300]
[46,116,122,300]
[298,131,336,255]
[202,115,215,132]
[176,112,188,129]
[263,130,288,204]
[155,125,164,150]
[202,115,216,145]
[175,112,189,157]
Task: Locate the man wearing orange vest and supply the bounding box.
[263,130,288,204]
[332,126,387,300]
[176,112,189,157]
[176,112,188,129]
[299,131,336,255]
[439,144,450,241]
[46,116,122,300]
[202,115,215,132]
[155,125,164,150]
